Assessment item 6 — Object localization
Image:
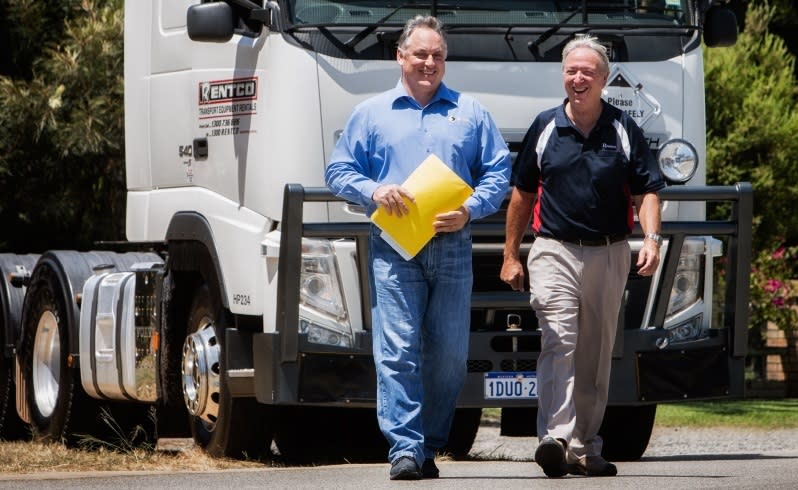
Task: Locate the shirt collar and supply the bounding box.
[555,98,614,128]
[390,79,458,108]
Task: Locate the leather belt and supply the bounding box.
[537,233,627,247]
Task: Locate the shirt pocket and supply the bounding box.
[439,118,478,167]
[595,149,630,179]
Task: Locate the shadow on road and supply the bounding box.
[642,453,798,462]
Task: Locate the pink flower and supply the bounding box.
[772,247,786,260]
[772,296,786,308]
[764,279,783,293]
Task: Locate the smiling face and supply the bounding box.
[397,26,446,106]
[562,46,608,112]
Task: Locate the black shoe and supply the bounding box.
[567,456,618,477]
[389,456,422,480]
[422,458,440,479]
[534,436,568,478]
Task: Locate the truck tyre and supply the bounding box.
[0,253,38,440]
[274,406,387,463]
[18,251,162,446]
[499,407,537,437]
[182,284,274,459]
[442,408,482,459]
[274,407,482,463]
[599,405,657,461]
[18,261,94,444]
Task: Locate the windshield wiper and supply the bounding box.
[527,0,587,61]
[342,1,509,51]
[288,0,513,46]
[527,8,582,61]
[343,1,434,50]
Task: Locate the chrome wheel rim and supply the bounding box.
[181,319,220,431]
[32,310,60,418]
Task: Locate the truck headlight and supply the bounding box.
[300,239,346,319]
[666,238,704,317]
[657,139,698,184]
[657,315,707,349]
[299,239,353,348]
[299,318,352,348]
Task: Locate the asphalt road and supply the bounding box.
[2,425,797,489]
[2,453,797,489]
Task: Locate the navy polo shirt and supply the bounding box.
[512,100,665,241]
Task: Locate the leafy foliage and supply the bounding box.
[705,3,798,331]
[0,0,125,252]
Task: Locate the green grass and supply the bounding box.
[484,399,798,430]
[654,399,798,429]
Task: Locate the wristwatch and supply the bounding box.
[644,232,663,246]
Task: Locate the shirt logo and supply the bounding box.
[602,143,617,151]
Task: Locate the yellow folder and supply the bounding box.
[371,154,473,260]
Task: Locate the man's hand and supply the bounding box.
[634,192,662,277]
[500,256,526,292]
[636,239,660,276]
[433,206,469,233]
[501,187,535,292]
[372,184,414,217]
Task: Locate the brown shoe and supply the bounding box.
[567,455,618,477]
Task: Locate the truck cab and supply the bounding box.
[0,0,749,464]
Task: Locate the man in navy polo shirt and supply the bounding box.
[501,35,665,478]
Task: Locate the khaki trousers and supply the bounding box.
[527,236,630,459]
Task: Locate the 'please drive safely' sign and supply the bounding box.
[603,66,661,130]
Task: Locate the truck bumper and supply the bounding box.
[248,327,744,407]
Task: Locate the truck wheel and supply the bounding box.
[19,264,92,443]
[182,285,273,459]
[442,408,482,459]
[0,253,38,440]
[274,407,387,463]
[599,405,657,461]
[18,251,164,446]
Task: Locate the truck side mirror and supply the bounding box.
[703,7,738,47]
[187,2,235,42]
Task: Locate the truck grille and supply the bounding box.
[470,239,650,332]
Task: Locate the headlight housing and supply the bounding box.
[657,139,698,184]
[656,315,707,349]
[300,239,346,318]
[299,239,353,347]
[666,238,704,318]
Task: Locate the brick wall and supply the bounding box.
[761,322,798,397]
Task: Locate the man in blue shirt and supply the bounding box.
[501,35,665,478]
[326,15,510,481]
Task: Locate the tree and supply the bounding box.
[729,0,798,77]
[0,0,125,252]
[706,3,798,247]
[705,2,798,333]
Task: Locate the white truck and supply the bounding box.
[0,0,751,462]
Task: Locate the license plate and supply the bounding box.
[484,371,538,400]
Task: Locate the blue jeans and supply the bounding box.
[369,226,473,467]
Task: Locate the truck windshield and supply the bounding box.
[288,1,694,28]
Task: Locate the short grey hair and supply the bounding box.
[561,35,609,74]
[397,15,447,57]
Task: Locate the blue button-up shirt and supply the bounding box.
[325,81,510,221]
